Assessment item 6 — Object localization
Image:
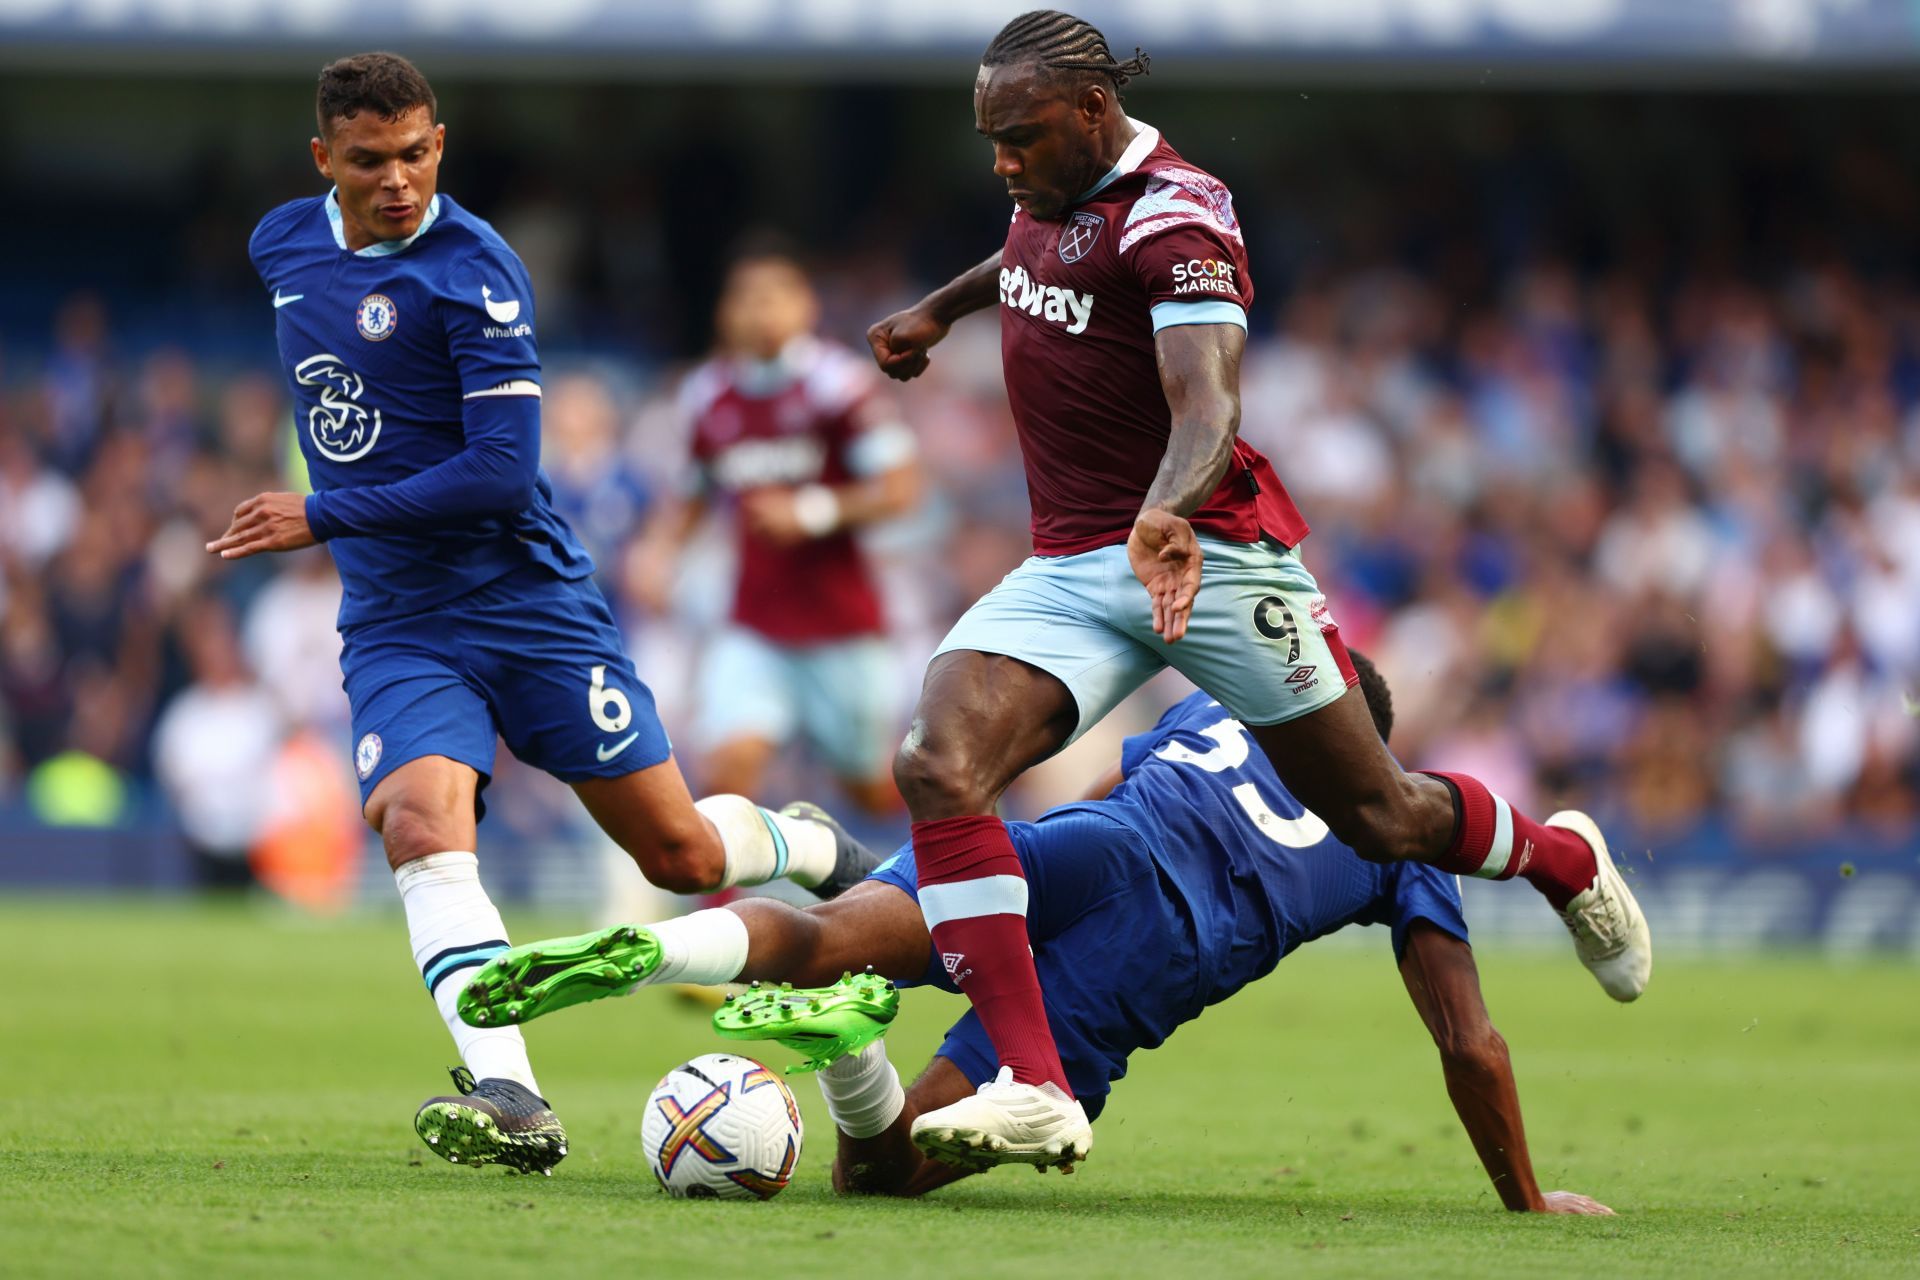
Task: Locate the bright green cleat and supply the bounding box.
[712,970,899,1074]
[456,925,662,1028]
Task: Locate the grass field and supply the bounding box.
[3,898,1916,1279]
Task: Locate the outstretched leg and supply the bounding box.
[1249,687,1650,1000]
[457,881,935,1028]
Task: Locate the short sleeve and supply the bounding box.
[1384,864,1471,961]
[1119,175,1254,334]
[441,245,541,398]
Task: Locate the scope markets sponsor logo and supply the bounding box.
[999,264,1094,335]
[1171,258,1237,296]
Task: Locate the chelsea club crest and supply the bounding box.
[355,732,383,780]
[356,293,397,342]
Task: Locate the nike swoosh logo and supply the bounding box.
[273,291,303,308]
[596,731,640,763]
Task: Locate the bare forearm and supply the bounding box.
[1441,1037,1546,1211]
[922,254,1003,326]
[1141,415,1237,518]
[1144,323,1245,518]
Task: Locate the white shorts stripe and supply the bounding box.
[1477,793,1516,879]
[918,875,1030,929]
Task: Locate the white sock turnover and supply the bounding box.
[394,851,541,1095]
[817,1040,905,1139]
[696,794,837,888]
[645,908,751,987]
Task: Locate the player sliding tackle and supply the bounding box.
[859,10,1652,1167]
[462,656,1612,1211]
[221,53,874,1176]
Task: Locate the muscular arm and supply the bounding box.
[1397,923,1612,1214]
[1126,322,1246,642]
[867,253,1002,382]
[920,253,1005,327]
[1141,322,1245,518]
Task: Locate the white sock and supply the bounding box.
[394,851,541,1095]
[645,908,751,987]
[817,1041,905,1139]
[696,794,837,888]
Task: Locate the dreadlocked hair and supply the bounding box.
[982,10,1151,95]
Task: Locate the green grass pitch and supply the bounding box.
[3,898,1916,1278]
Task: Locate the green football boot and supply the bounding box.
[456,925,662,1028]
[712,969,899,1073]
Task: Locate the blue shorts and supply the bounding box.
[339,567,670,817]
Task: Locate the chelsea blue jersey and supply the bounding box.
[249,191,593,627]
[870,692,1468,1102]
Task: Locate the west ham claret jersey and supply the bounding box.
[996,121,1309,556]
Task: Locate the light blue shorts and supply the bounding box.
[694,626,898,778]
[933,538,1357,746]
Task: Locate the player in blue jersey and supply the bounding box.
[215,52,874,1175]
[460,655,1614,1212]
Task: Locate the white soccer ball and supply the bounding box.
[641,1052,804,1200]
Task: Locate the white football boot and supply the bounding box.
[1547,810,1652,1002]
[910,1067,1093,1173]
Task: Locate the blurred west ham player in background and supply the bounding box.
[632,241,922,816]
[219,55,874,1177]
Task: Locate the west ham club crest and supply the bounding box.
[1058,211,1105,264]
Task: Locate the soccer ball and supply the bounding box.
[641,1053,803,1200]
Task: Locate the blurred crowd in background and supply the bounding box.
[2,87,1917,890]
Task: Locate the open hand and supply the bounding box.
[1539,1190,1614,1215]
[1128,509,1203,643]
[206,492,316,560]
[866,306,949,382]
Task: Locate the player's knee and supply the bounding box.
[375,799,465,869]
[626,821,724,895]
[892,737,991,818]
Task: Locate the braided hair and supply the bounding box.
[981,10,1150,96]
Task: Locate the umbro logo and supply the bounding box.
[941,952,973,984]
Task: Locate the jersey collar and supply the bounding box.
[1074,118,1160,204]
[325,189,443,257]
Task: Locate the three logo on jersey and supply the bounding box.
[288,286,527,463]
[999,264,1095,335]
